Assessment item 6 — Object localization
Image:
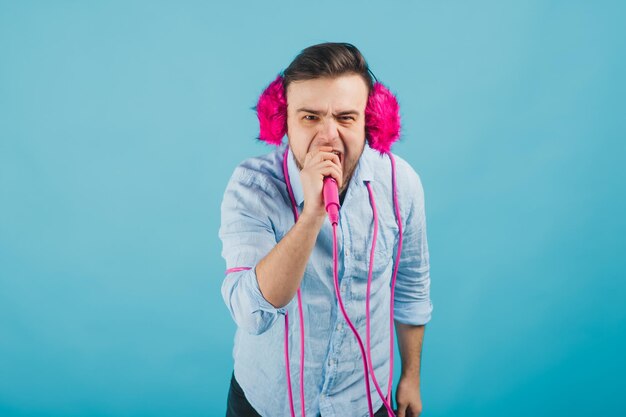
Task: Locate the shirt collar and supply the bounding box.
[286,146,305,207]
[357,145,375,182]
[285,144,377,207]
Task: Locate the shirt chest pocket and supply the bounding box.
[347,216,398,309]
[350,216,398,278]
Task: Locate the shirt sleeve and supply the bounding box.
[393,161,433,326]
[218,166,288,336]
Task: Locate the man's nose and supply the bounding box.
[318,117,339,142]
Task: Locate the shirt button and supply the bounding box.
[335,323,342,331]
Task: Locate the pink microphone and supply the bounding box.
[323,177,340,225]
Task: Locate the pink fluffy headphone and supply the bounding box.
[256,74,402,153]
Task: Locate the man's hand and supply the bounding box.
[395,375,422,417]
[299,146,342,221]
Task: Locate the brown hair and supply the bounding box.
[282,42,374,93]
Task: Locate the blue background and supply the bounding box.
[1,1,624,416]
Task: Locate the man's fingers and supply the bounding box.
[316,161,342,188]
[304,148,341,168]
[303,151,342,187]
[316,151,340,167]
[307,150,340,170]
[303,146,330,164]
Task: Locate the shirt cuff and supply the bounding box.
[393,300,433,326]
[243,266,287,316]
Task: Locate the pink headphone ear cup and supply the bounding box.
[256,75,287,145]
[366,82,401,153]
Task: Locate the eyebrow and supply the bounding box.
[296,108,360,117]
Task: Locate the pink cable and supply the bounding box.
[224,263,298,416]
[225,267,252,274]
[280,149,404,416]
[364,182,396,417]
[386,153,403,411]
[282,149,307,417]
[239,148,402,417]
[331,223,375,417]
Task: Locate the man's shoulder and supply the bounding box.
[227,145,287,196]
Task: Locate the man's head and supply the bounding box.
[283,43,373,192]
[255,42,401,170]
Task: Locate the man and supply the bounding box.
[220,43,432,417]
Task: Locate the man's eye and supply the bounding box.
[303,115,317,121]
[339,116,355,121]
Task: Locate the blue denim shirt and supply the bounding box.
[219,143,432,417]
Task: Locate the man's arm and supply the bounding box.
[391,157,432,416]
[395,321,425,417]
[220,147,342,335]
[395,322,425,383]
[256,146,342,308]
[256,212,324,308]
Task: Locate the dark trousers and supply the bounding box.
[226,371,391,417]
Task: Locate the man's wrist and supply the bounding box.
[400,370,421,385]
[298,210,326,228]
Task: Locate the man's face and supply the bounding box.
[286,74,369,193]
